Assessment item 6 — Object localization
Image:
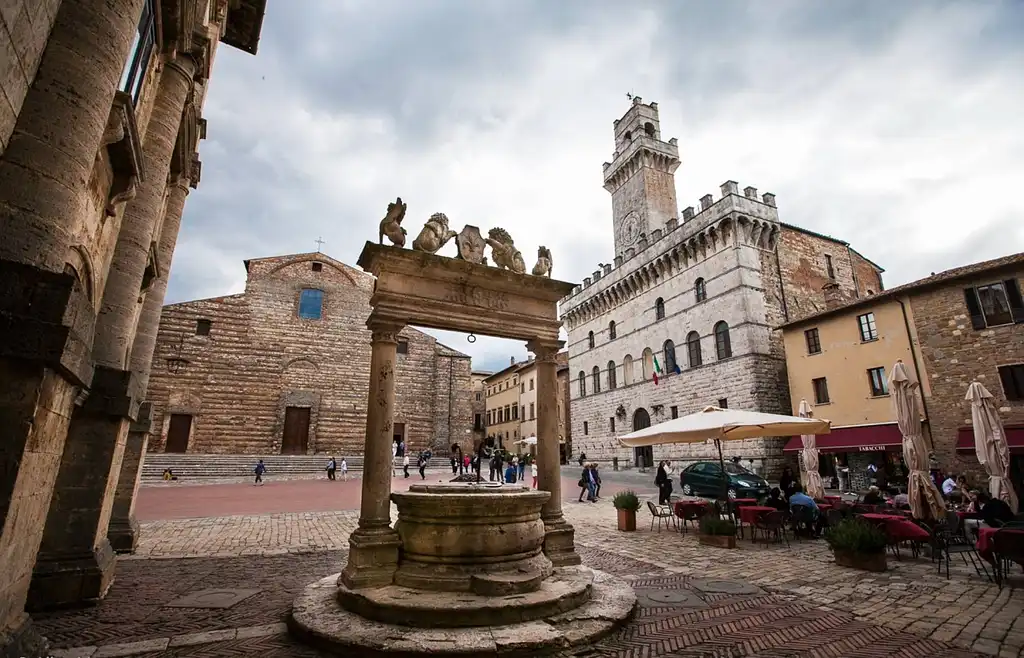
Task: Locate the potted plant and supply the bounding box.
[612,490,641,532]
[698,505,738,548]
[825,518,888,572]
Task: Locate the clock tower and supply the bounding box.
[602,97,681,259]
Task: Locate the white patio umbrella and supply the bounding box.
[889,360,945,519]
[798,399,826,500]
[619,406,831,512]
[966,381,1019,513]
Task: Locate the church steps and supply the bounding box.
[141,454,454,479]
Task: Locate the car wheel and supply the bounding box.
[727,488,737,499]
[682,483,692,496]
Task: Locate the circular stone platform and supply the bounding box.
[289,566,637,657]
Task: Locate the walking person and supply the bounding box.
[418,452,428,479]
[584,463,598,502]
[532,460,538,489]
[326,456,336,481]
[403,453,410,478]
[340,457,348,481]
[254,459,266,486]
[593,463,602,499]
[655,461,672,505]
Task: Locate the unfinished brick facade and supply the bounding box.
[909,256,1024,481]
[560,100,884,478]
[0,1,268,652]
[145,253,473,458]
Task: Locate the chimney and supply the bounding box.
[592,270,601,281]
[743,186,758,199]
[700,194,714,211]
[666,218,678,232]
[682,207,695,220]
[822,281,843,309]
[720,181,739,197]
[762,193,776,207]
[510,356,516,366]
[651,228,662,242]
[602,263,612,275]
[613,256,623,268]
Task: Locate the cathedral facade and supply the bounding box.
[560,98,884,477]
[146,252,474,458]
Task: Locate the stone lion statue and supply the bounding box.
[532,246,552,277]
[378,197,408,247]
[485,227,526,274]
[412,212,457,254]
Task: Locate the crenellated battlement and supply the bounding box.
[559,180,780,321]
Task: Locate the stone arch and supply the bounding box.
[264,256,358,285]
[632,407,651,431]
[66,245,97,307]
[282,357,319,389]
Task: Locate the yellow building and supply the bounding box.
[780,294,930,490]
[485,359,524,447]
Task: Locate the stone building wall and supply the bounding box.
[0,0,61,150]
[909,261,1024,479]
[145,253,473,458]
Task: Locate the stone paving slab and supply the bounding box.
[33,499,1024,657]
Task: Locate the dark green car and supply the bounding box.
[678,461,770,499]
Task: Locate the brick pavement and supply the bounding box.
[36,485,1024,658]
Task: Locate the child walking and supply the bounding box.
[254,459,266,485]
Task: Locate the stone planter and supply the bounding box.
[698,533,737,549]
[833,549,887,572]
[616,508,637,532]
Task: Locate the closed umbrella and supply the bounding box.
[966,381,1019,513]
[798,399,826,499]
[889,360,945,519]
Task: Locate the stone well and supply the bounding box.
[289,483,636,656]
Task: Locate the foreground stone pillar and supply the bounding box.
[0,0,145,652]
[340,321,405,589]
[528,338,580,567]
[108,404,151,553]
[108,174,191,553]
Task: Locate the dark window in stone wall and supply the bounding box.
[805,328,821,354]
[118,0,157,105]
[998,364,1024,401]
[592,366,601,394]
[311,262,323,272]
[714,322,732,359]
[718,398,728,409]
[965,280,1024,329]
[588,331,595,349]
[578,371,586,397]
[583,421,589,435]
[397,338,409,355]
[825,254,835,279]
[867,366,888,397]
[857,313,877,341]
[671,405,678,419]
[607,360,617,389]
[813,377,830,404]
[655,297,665,321]
[695,278,706,303]
[195,319,212,336]
[687,331,702,367]
[608,321,617,339]
[664,340,677,373]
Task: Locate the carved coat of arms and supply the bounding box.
[455,225,486,264]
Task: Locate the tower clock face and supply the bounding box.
[621,212,642,246]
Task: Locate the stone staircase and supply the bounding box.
[141,453,452,480]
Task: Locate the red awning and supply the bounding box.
[955,426,1024,454]
[783,423,904,453]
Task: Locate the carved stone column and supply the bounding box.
[92,53,197,368]
[528,338,581,567]
[340,320,405,589]
[0,0,146,653]
[107,173,191,554]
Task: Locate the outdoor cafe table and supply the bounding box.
[858,513,930,542]
[824,495,842,505]
[976,526,1024,564]
[674,500,706,517]
[732,498,758,507]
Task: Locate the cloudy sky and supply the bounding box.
[169,0,1024,373]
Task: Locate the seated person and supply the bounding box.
[765,487,788,511]
[978,492,1014,527]
[892,489,910,508]
[788,485,824,537]
[862,486,884,506]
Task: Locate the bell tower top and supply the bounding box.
[603,97,681,259]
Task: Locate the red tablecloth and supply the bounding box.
[824,495,842,504]
[976,527,1024,562]
[732,498,758,507]
[738,506,776,524]
[817,503,833,512]
[858,513,930,542]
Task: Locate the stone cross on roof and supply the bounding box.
[315,237,325,252]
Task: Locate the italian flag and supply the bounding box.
[653,355,663,385]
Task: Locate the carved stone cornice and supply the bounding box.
[102,92,146,217]
[161,0,200,55]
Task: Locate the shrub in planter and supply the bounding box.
[612,490,641,532]
[698,507,738,548]
[825,518,888,572]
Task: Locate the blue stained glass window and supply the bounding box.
[298,289,323,319]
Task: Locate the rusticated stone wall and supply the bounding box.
[145,252,473,457]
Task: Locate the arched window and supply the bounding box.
[577,371,586,397]
[641,347,654,380]
[592,366,601,394]
[655,297,665,321]
[607,360,617,389]
[687,331,702,367]
[695,278,707,303]
[663,340,677,374]
[623,355,634,386]
[608,321,616,340]
[644,122,656,137]
[715,321,732,359]
[587,331,595,349]
[298,288,324,319]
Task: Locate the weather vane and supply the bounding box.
[315,236,325,252]
[626,91,634,101]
